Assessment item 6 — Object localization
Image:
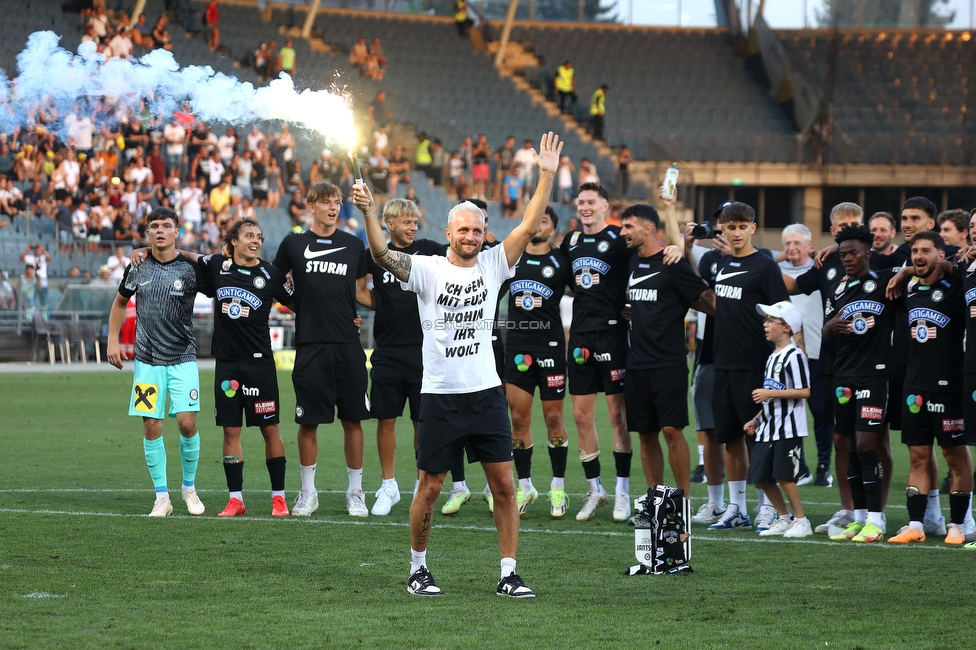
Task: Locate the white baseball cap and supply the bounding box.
[756,300,802,333]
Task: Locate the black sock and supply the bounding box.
[266,456,286,492]
[906,487,926,523]
[513,445,533,480]
[858,449,883,513]
[224,457,244,493]
[613,451,633,479]
[450,455,465,483]
[847,450,866,510]
[582,458,601,480]
[548,444,568,479]
[949,491,969,525]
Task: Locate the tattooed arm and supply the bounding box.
[352,181,413,283]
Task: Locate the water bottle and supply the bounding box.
[662,163,679,201]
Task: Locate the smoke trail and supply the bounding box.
[0,31,355,146]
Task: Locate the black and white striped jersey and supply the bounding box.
[119,254,204,366]
[756,344,810,442]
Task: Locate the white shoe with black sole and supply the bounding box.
[497,574,535,598]
[407,566,443,596]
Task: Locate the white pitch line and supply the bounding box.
[0,507,961,551]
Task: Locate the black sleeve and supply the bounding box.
[271,266,294,305]
[870,243,909,270]
[795,266,821,295]
[765,259,790,303]
[698,250,717,288]
[118,264,134,298]
[356,240,368,279]
[272,235,293,274]
[670,258,709,306]
[558,232,570,257]
[194,257,214,298]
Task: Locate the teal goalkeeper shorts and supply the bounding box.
[129,360,201,419]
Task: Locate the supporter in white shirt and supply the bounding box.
[217,127,237,166]
[180,180,205,230]
[105,246,130,280]
[109,28,133,59]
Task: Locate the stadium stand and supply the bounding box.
[512,24,799,163]
[778,29,975,165]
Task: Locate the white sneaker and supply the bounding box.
[815,509,854,534]
[784,518,814,538]
[149,496,173,517]
[347,489,368,517]
[923,513,947,536]
[371,481,401,516]
[182,488,205,515]
[692,502,726,525]
[613,492,631,522]
[292,489,319,516]
[759,517,793,536]
[755,505,778,531]
[575,490,609,521]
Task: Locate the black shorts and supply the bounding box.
[369,346,423,421]
[503,347,567,401]
[567,328,628,396]
[712,369,764,444]
[214,359,280,427]
[492,335,505,382]
[625,365,689,432]
[901,390,966,448]
[292,342,370,425]
[749,439,805,484]
[416,386,513,474]
[886,365,906,430]
[833,376,888,436]
[965,373,976,444]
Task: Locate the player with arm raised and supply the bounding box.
[107,208,207,517]
[367,198,442,515]
[273,181,375,518]
[353,132,561,598]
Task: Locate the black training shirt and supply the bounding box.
[559,224,631,333]
[506,247,572,350]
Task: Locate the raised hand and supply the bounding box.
[533,132,563,176]
[351,181,376,219]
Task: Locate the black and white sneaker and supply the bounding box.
[407,566,443,596]
[496,573,536,598]
[690,464,706,484]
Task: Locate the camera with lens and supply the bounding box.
[691,223,718,239]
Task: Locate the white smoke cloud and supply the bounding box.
[0,31,356,148]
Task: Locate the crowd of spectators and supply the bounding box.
[251,38,298,82]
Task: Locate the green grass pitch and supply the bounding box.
[0,370,970,649]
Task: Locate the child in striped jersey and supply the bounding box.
[743,301,814,538]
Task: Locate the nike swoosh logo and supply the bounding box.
[188,402,198,407]
[951,432,963,438]
[263,414,275,419]
[139,280,152,286]
[304,245,346,259]
[715,269,748,283]
[628,272,660,287]
[556,388,565,393]
[867,420,882,426]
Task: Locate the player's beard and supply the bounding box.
[451,241,479,260]
[530,235,549,244]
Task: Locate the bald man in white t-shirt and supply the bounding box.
[354,132,562,599]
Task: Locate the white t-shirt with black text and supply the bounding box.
[403,243,515,394]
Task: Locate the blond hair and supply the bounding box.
[383,197,421,224]
[830,202,863,224]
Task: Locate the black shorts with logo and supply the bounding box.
[214,359,280,428]
[901,390,966,448]
[625,365,689,432]
[833,375,889,436]
[749,439,805,484]
[370,346,423,421]
[567,328,628,396]
[712,369,764,444]
[292,342,370,425]
[416,386,513,474]
[503,347,567,401]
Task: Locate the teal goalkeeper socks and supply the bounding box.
[143,436,168,494]
[180,432,200,488]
